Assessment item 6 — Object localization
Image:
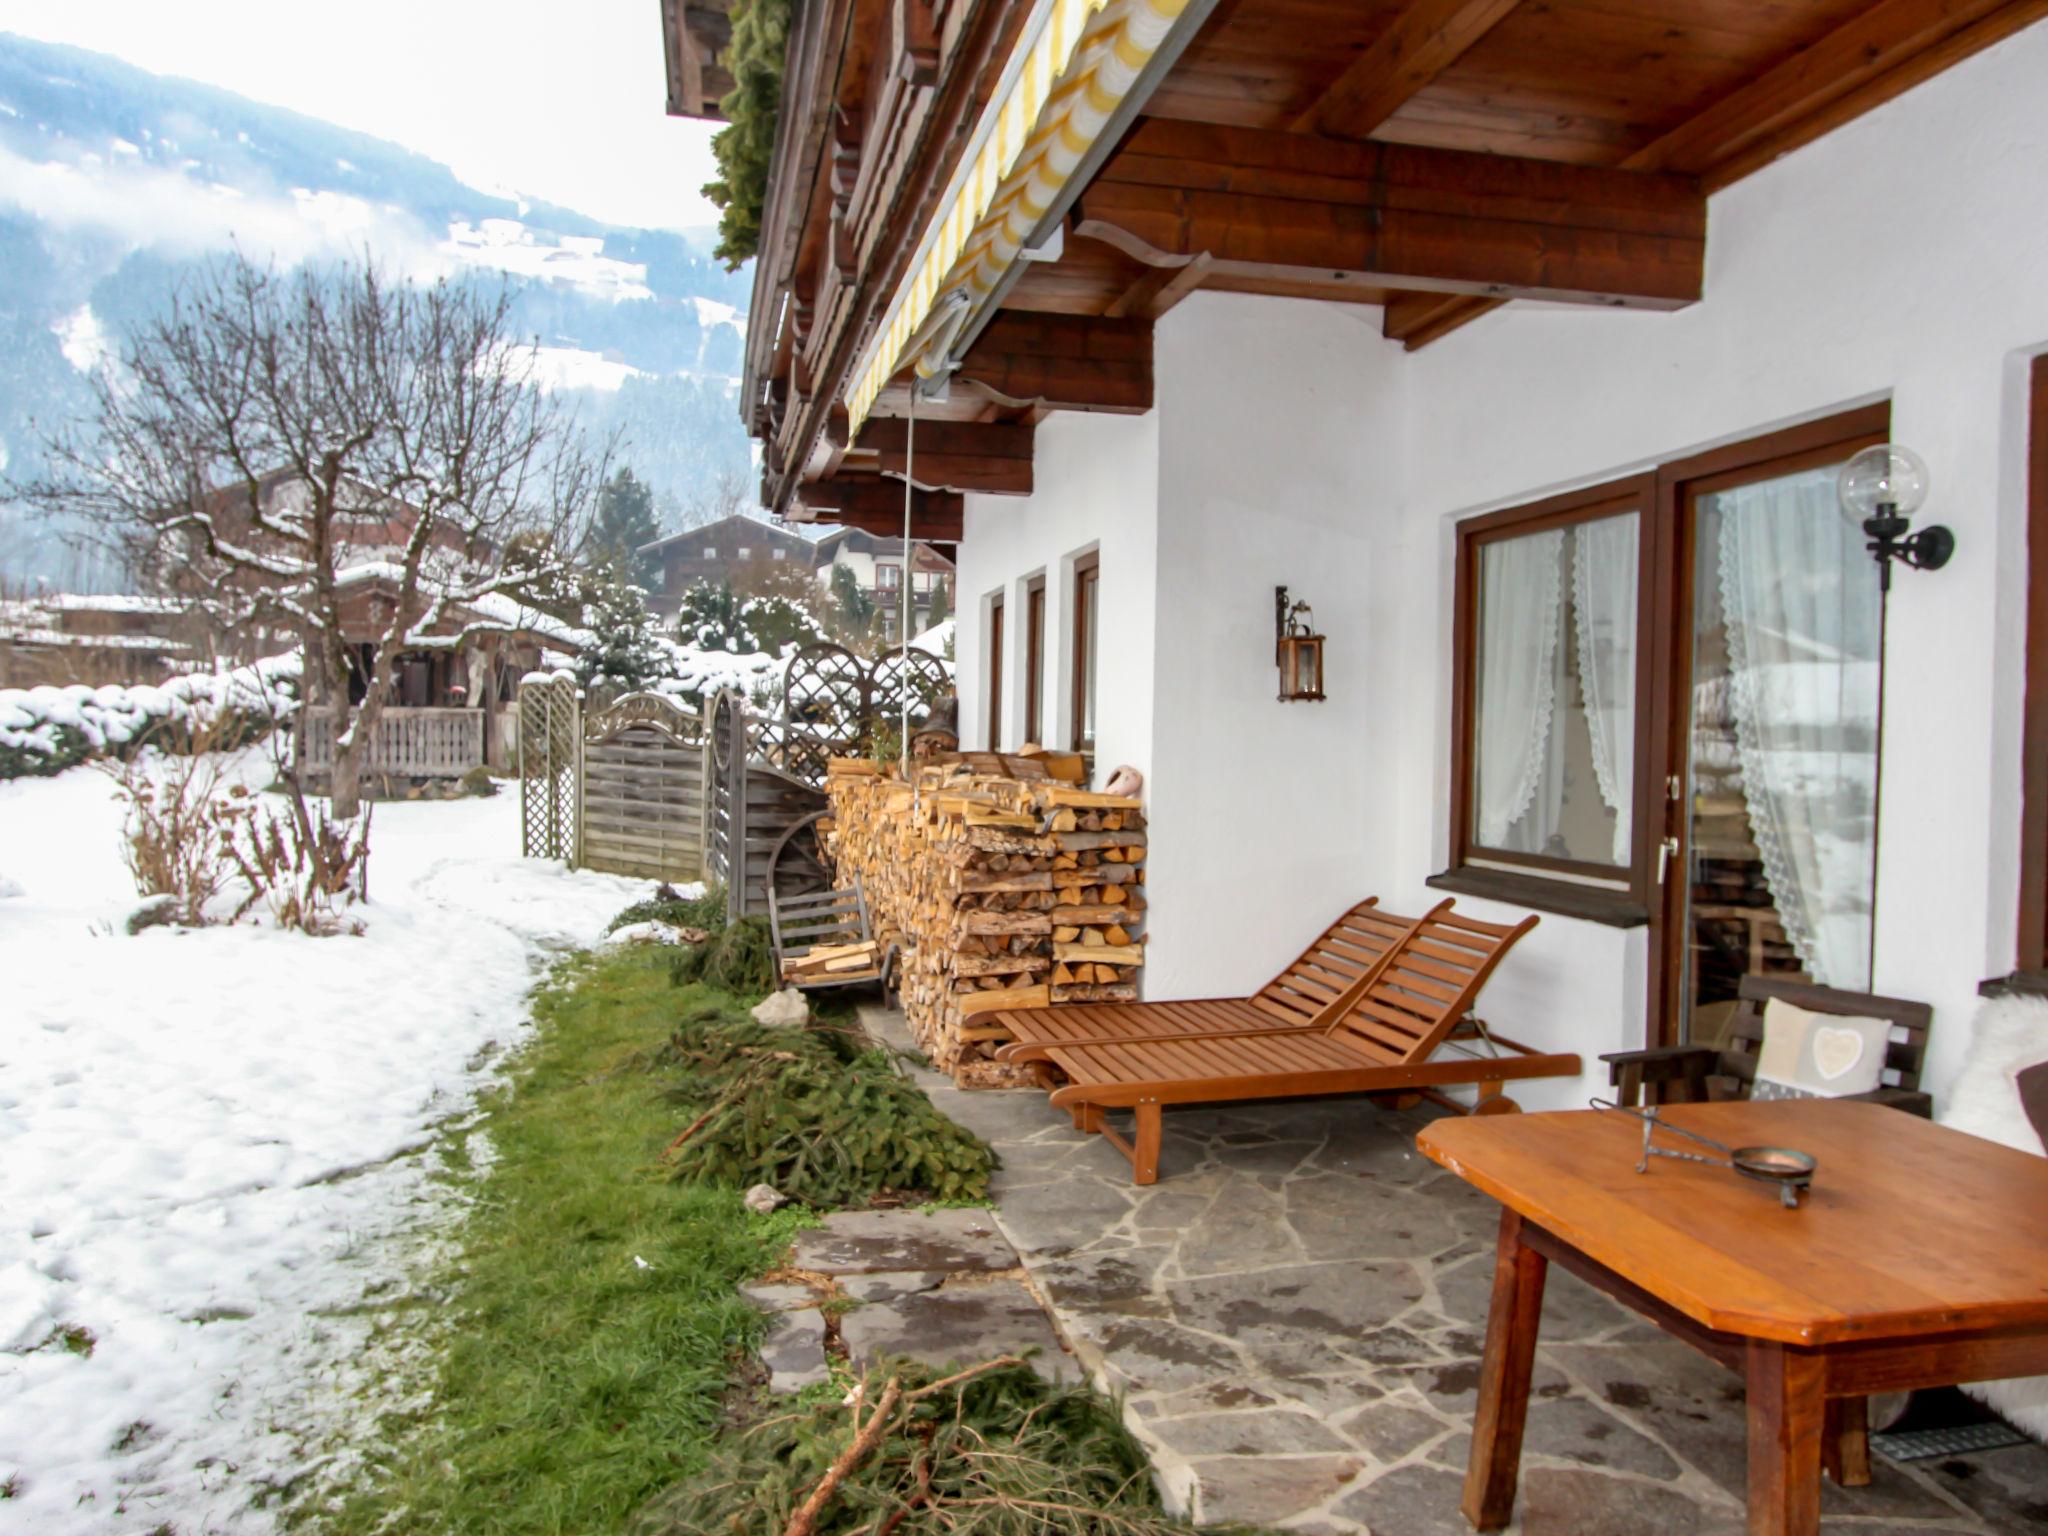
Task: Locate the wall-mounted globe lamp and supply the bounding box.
[1837,444,1954,591]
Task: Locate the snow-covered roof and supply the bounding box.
[333,562,593,651]
[911,618,955,656]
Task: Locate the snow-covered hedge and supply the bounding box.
[0,654,302,780]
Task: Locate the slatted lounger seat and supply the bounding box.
[992,897,1452,1059]
[1001,909,1579,1184]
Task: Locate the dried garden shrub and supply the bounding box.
[223,772,371,935]
[99,724,254,927]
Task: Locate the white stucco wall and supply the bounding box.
[953,19,2048,1108]
[956,409,1159,778]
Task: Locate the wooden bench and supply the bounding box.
[1602,976,1933,1118]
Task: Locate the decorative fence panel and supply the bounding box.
[300,707,485,780]
[579,694,707,882]
[703,689,833,921]
[776,643,953,784]
[518,675,581,861]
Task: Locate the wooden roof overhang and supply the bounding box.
[668,0,2048,535]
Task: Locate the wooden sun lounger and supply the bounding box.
[998,909,1577,1184]
[991,897,1453,1059]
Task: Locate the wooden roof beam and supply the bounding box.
[793,475,965,542]
[857,418,1036,496]
[1076,120,1705,309]
[951,312,1155,413]
[1294,0,1522,140]
[1383,292,1502,351]
[1622,0,2048,192]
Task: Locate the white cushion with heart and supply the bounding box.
[1752,998,1890,1100]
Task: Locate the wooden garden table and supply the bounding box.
[1417,1100,2048,1536]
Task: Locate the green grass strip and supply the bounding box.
[314,947,813,1536]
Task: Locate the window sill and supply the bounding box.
[1427,867,1648,929]
[1979,969,2048,999]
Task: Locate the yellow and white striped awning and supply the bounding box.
[843,0,1188,433]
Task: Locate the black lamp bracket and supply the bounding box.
[1862,503,1955,591]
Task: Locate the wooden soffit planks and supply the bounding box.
[793,475,966,541]
[856,418,1038,496]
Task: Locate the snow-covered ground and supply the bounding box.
[0,756,654,1532]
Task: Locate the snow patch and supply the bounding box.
[442,219,652,303]
[528,344,644,393]
[51,304,112,374]
[0,762,656,1532]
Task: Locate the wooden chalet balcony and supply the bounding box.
[298,707,486,780]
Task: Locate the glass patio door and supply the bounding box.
[1673,458,1885,1047]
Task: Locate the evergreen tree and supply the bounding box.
[923,577,952,632]
[589,467,662,586]
[676,578,744,650]
[575,577,668,700]
[829,563,879,652]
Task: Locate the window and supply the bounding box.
[737,545,752,559]
[2018,356,2048,978]
[1442,406,1890,1047]
[772,548,787,561]
[878,563,901,589]
[1071,552,1099,754]
[987,593,1005,751]
[703,545,716,558]
[1024,574,1046,745]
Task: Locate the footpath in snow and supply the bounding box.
[0,759,652,1533]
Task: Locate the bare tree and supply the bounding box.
[14,255,605,820]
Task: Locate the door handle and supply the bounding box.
[1657,835,1681,885]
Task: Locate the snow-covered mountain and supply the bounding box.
[0,31,755,585]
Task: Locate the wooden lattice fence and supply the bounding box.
[518,674,581,861]
[579,693,708,881]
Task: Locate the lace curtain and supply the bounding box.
[1573,516,1639,866]
[1475,517,1637,864]
[1475,530,1564,848]
[1713,467,1882,989]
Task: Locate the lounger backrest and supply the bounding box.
[1250,899,1414,1028]
[1323,909,1540,1064]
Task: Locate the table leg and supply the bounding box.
[1822,1396,1871,1487]
[1462,1208,1548,1532]
[1746,1340,1826,1536]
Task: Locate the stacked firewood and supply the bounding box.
[823,754,1147,1087]
[780,938,884,984]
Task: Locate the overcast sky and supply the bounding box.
[0,0,723,233]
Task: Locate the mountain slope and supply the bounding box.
[0,32,754,584]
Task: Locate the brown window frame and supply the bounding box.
[2017,355,2048,981]
[1437,403,1891,933]
[1024,573,1046,746]
[1070,551,1100,755]
[1444,477,1657,912]
[987,592,1005,751]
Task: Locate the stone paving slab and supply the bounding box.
[790,1207,1015,1275]
[856,1003,2048,1535]
[759,1307,829,1394]
[839,1275,1075,1383]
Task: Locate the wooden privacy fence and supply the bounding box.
[301,706,485,779]
[516,676,709,882]
[581,693,708,881]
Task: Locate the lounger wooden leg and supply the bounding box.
[1071,1102,1103,1133]
[1473,1083,1521,1117]
[1131,1101,1163,1185]
[1822,1396,1871,1488]
[1464,1208,1547,1532]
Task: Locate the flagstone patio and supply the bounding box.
[859,1006,2048,1535]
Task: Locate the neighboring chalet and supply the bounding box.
[662,0,2048,1121]
[639,512,821,615]
[639,511,956,639]
[812,527,955,640]
[0,594,202,688]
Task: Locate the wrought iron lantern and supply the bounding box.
[1274,586,1326,703]
[1837,443,1954,591]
